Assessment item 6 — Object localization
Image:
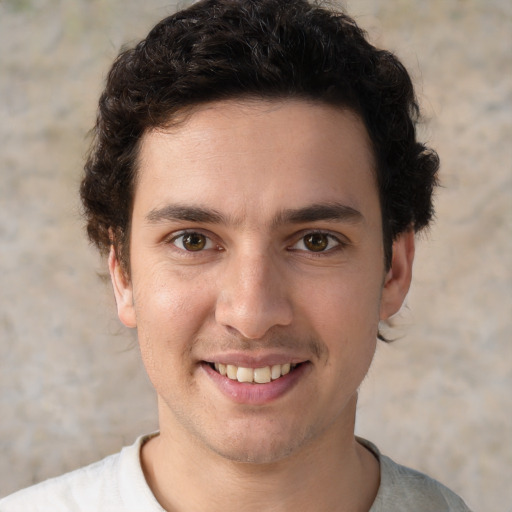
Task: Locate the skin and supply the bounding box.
[109,99,414,511]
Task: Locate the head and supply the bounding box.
[80,0,439,277]
[80,0,440,464]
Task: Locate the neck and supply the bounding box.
[141,396,379,512]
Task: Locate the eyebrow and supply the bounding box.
[145,202,363,226]
[274,202,364,226]
[146,205,226,224]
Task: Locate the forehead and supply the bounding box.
[135,99,379,225]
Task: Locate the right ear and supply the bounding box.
[108,246,137,328]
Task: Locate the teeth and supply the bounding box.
[237,367,254,383]
[253,366,271,384]
[226,364,237,380]
[271,364,281,380]
[213,362,298,383]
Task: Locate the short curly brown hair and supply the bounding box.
[81,0,439,272]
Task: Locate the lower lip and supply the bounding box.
[202,362,309,405]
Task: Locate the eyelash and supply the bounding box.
[167,229,347,256]
[287,231,345,254]
[168,230,218,253]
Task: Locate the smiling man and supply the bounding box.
[0,1,472,511]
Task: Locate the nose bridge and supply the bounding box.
[215,246,293,339]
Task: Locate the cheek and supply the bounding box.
[131,267,216,367]
[134,264,215,322]
[302,270,383,339]
[299,270,381,384]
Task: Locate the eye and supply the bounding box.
[292,232,341,252]
[171,232,214,252]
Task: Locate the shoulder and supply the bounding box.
[0,452,121,512]
[0,434,163,512]
[377,455,473,512]
[358,438,473,512]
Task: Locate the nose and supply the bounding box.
[215,252,293,339]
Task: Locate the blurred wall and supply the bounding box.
[0,1,510,510]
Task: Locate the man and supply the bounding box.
[0,0,472,510]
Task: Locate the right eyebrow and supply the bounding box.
[145,205,227,225]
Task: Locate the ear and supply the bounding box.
[379,230,415,321]
[108,246,137,328]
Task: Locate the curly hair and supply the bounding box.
[81,0,439,272]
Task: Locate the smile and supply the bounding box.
[210,362,299,384]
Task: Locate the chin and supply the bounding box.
[211,439,299,465]
[204,422,314,465]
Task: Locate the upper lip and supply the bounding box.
[202,351,309,368]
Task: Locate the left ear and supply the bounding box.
[380,230,415,321]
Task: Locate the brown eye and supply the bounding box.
[173,232,210,251]
[290,232,341,253]
[183,233,206,251]
[303,233,329,252]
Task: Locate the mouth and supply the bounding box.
[202,358,310,404]
[206,362,302,384]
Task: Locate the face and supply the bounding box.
[110,99,413,464]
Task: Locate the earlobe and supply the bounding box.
[379,230,415,321]
[108,246,137,328]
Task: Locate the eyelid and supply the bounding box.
[164,228,348,254]
[288,230,349,253]
[167,229,217,252]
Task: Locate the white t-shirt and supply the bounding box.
[0,435,472,512]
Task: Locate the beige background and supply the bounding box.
[1,1,510,510]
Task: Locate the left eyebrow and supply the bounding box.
[273,202,364,226]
